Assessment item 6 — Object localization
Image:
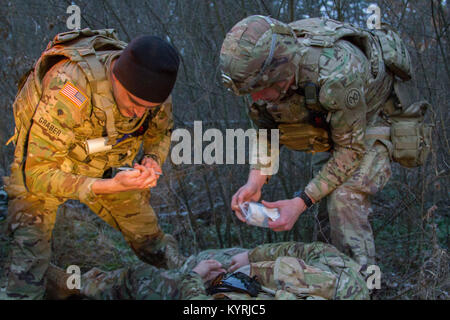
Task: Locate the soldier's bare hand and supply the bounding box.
[231,183,262,222]
[112,164,158,191]
[231,170,268,222]
[141,156,162,180]
[228,251,250,273]
[264,198,306,232]
[192,260,226,282]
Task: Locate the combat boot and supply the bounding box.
[45,264,82,300]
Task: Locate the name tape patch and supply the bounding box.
[38,117,62,138]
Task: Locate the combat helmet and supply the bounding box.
[220,15,301,96]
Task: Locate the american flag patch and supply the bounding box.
[59,82,88,108]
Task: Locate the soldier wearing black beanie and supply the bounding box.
[113,35,180,103]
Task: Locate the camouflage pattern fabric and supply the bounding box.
[302,38,392,203]
[310,141,391,269]
[220,16,395,267]
[81,241,369,300]
[3,54,174,299]
[220,16,394,201]
[327,141,391,269]
[311,152,332,242]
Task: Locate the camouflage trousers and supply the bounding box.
[311,141,392,270]
[3,189,184,300]
[81,247,246,299]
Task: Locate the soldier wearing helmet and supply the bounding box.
[220,15,399,271]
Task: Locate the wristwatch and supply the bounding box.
[293,190,314,208]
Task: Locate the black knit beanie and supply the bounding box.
[113,35,180,103]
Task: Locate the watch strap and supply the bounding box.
[293,190,313,208]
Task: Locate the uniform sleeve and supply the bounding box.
[143,96,174,166]
[248,242,306,262]
[24,59,98,202]
[179,271,210,300]
[304,43,368,202]
[248,241,345,264]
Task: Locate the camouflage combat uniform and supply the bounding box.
[3,30,182,299]
[81,241,369,300]
[220,17,399,270]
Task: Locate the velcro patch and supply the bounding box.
[345,88,361,109]
[38,116,62,138]
[59,82,88,108]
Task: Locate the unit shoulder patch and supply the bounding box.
[58,81,88,109]
[345,88,361,109]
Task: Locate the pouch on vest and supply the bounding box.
[278,123,331,153]
[390,101,432,167]
[250,96,332,153]
[7,28,125,152]
[372,24,412,81]
[385,80,432,167]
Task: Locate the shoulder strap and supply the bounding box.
[80,52,119,145]
[290,18,369,48]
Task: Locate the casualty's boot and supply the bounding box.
[45,264,82,300]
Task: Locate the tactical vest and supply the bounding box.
[8,29,127,146]
[289,18,412,82]
[4,29,161,195]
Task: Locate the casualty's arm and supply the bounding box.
[248,242,307,262]
[178,272,210,300]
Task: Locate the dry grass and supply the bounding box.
[51,201,139,272]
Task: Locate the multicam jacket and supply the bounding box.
[5,31,173,203]
[247,18,395,202]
